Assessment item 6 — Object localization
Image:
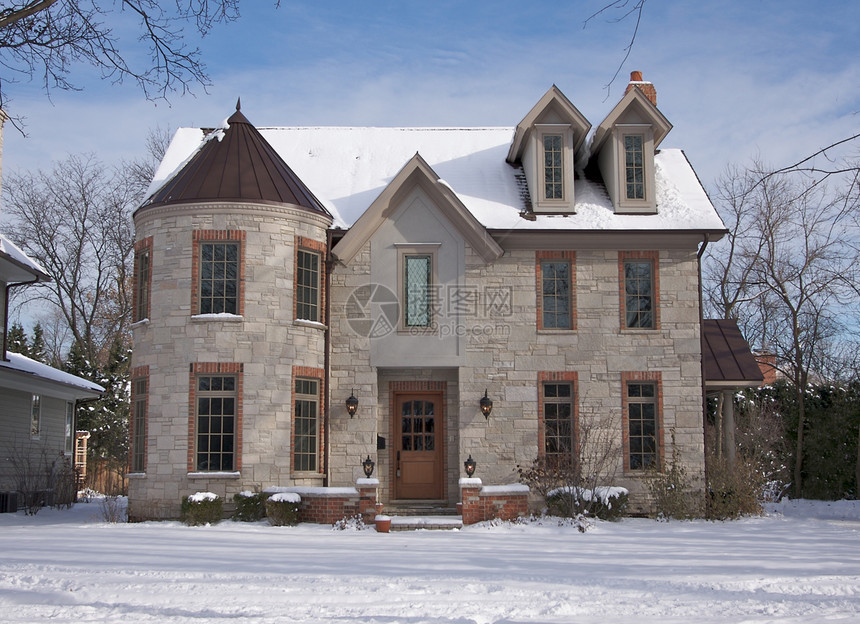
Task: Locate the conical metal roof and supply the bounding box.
[144,101,330,216]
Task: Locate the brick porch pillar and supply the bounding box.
[459,477,483,525]
[356,477,379,525]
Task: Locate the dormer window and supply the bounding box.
[612,124,656,213]
[624,134,645,200]
[543,134,564,200]
[534,124,574,211]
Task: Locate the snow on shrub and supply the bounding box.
[546,486,629,521]
[265,492,301,526]
[181,492,223,526]
[232,491,267,522]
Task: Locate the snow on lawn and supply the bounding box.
[1,499,859,623]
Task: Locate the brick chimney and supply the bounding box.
[625,70,657,106]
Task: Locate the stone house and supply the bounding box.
[128,73,737,521]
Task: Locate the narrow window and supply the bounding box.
[404,254,431,327]
[296,249,321,322]
[540,260,572,329]
[543,382,574,464]
[293,378,320,472]
[544,134,564,200]
[626,381,658,470]
[623,259,655,329]
[64,402,74,454]
[624,135,645,200]
[30,395,41,439]
[199,242,239,314]
[131,377,148,473]
[133,246,151,322]
[196,375,237,471]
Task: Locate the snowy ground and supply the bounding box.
[1,499,859,623]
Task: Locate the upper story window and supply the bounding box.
[543,134,564,200]
[296,249,321,322]
[133,237,152,322]
[536,251,576,330]
[404,254,432,328]
[620,251,659,330]
[200,242,239,314]
[624,134,645,200]
[193,230,245,317]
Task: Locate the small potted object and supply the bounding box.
[374,514,391,533]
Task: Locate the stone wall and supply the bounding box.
[129,201,331,521]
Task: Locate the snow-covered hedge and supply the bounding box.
[265,492,301,526]
[181,492,223,526]
[546,486,629,521]
[232,491,267,522]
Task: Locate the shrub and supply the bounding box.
[265,493,300,526]
[646,429,704,520]
[180,492,223,526]
[232,491,267,522]
[706,455,763,520]
[546,486,629,521]
[100,495,127,523]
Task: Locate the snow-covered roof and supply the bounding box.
[146,125,726,234]
[0,233,49,282]
[0,352,104,396]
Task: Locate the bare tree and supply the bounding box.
[705,163,860,498]
[0,1,281,128]
[2,153,138,364]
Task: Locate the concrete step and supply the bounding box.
[388,515,463,531]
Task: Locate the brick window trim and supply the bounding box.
[388,381,447,501]
[294,236,327,323]
[620,371,664,473]
[129,365,150,474]
[537,371,579,459]
[535,250,577,331]
[187,362,244,473]
[291,365,326,475]
[191,230,246,317]
[618,250,660,330]
[133,237,153,322]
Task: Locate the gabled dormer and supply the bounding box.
[507,86,591,214]
[591,71,672,214]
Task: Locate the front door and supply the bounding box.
[395,392,443,499]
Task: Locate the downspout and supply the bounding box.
[3,276,41,361]
[322,229,334,487]
[697,233,710,508]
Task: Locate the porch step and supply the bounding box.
[381,501,462,530]
[383,501,459,517]
[388,515,463,531]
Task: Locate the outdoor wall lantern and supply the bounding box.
[464,455,477,477]
[346,390,359,418]
[479,389,493,420]
[362,455,375,478]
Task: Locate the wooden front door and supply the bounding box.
[395,393,443,499]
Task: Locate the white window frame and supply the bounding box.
[396,243,440,333]
[614,124,656,213]
[535,124,575,212]
[296,248,322,322]
[64,402,74,454]
[293,377,320,473]
[30,395,41,439]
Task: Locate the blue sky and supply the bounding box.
[1,0,858,194]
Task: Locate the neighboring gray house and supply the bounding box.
[0,234,103,508]
[129,73,743,521]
